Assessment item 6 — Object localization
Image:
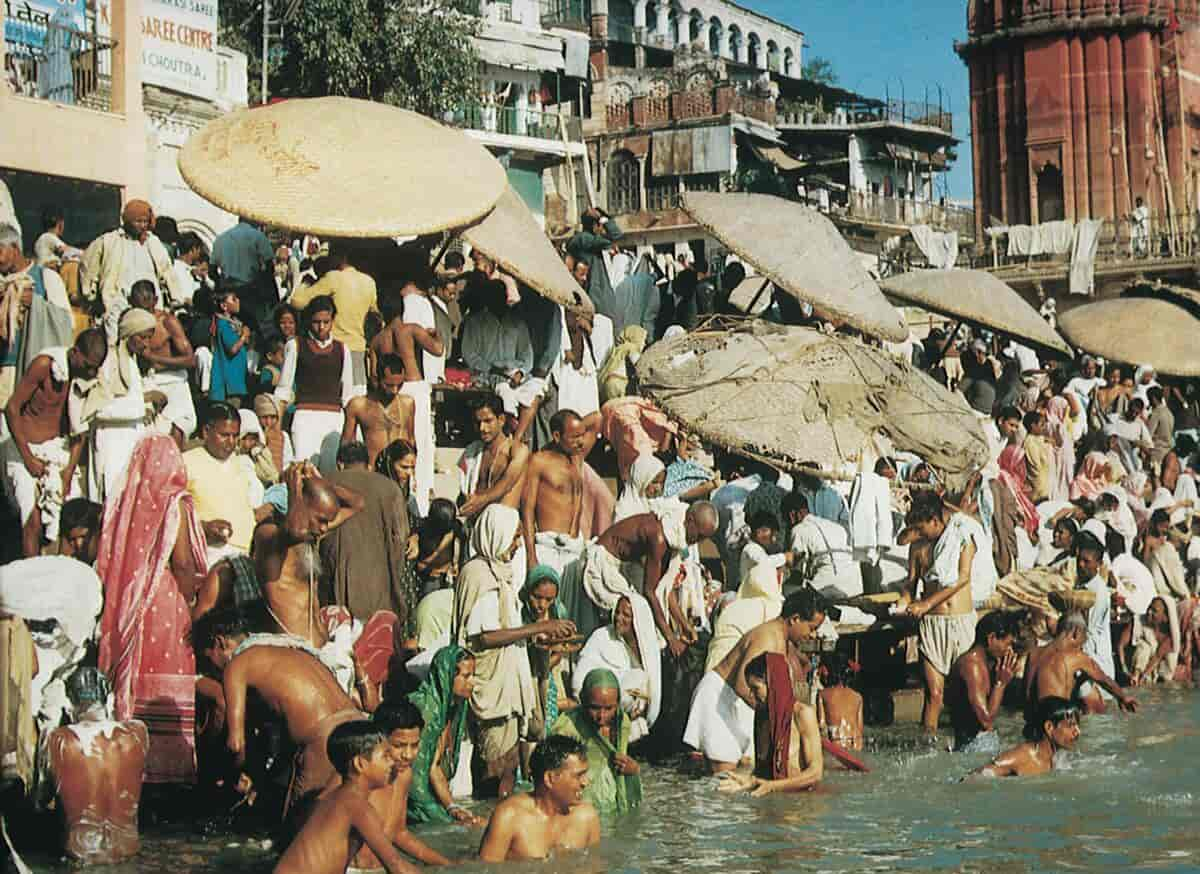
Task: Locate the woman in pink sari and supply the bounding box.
[998,438,1040,539]
[97,434,207,784]
[1044,396,1077,503]
[1071,452,1109,500]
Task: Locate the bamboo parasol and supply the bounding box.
[461,186,593,312]
[880,268,1073,357]
[681,191,909,342]
[1057,297,1200,376]
[636,319,989,492]
[178,97,507,238]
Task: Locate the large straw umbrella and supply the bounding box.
[178,97,507,238]
[636,318,989,492]
[1057,297,1200,377]
[681,191,909,343]
[461,186,592,313]
[880,268,1072,360]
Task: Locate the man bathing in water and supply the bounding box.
[192,606,364,807]
[684,588,828,773]
[969,697,1081,778]
[946,610,1021,751]
[1024,610,1137,722]
[253,462,363,647]
[274,721,418,874]
[42,667,148,865]
[478,735,600,862]
[341,353,415,468]
[718,652,823,796]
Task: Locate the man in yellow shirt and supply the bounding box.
[289,246,378,397]
[183,402,274,568]
[1022,410,1053,505]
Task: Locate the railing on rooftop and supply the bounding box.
[844,191,974,237]
[779,98,953,135]
[606,82,776,131]
[4,1,115,111]
[450,102,579,143]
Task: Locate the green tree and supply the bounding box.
[219,0,479,116]
[802,56,838,87]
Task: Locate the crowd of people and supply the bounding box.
[0,193,1195,872]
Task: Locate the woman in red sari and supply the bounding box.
[97,434,207,783]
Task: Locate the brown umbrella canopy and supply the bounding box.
[636,319,989,491]
[880,268,1072,357]
[179,97,507,238]
[1057,297,1200,377]
[461,187,593,312]
[682,191,909,342]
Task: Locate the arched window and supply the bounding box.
[608,150,641,215]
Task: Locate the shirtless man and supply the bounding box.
[3,329,105,556]
[683,588,828,773]
[478,735,600,862]
[1024,610,1136,723]
[128,280,196,447]
[274,721,417,874]
[521,409,587,568]
[252,462,364,648]
[43,666,147,864]
[333,701,455,871]
[588,500,720,654]
[899,492,985,735]
[970,697,1080,778]
[817,651,864,751]
[341,353,416,467]
[191,606,365,806]
[367,296,444,387]
[945,610,1021,751]
[458,393,529,521]
[718,652,823,796]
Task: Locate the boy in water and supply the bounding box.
[817,652,864,751]
[274,721,418,874]
[969,697,1080,778]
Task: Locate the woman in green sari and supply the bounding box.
[406,645,484,825]
[521,565,577,740]
[550,668,642,816]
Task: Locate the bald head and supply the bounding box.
[301,478,341,540]
[685,500,719,544]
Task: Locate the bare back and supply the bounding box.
[818,687,864,750]
[228,646,354,746]
[48,720,148,864]
[714,619,787,701]
[370,319,424,382]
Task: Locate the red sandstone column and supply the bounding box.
[1069,35,1090,216]
[1108,32,1132,215]
[1011,49,1030,224]
[1125,29,1155,209]
[996,48,1011,222]
[1085,33,1115,218]
[969,56,989,242]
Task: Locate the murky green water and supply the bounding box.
[16,686,1200,873]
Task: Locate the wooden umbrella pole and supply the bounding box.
[430,233,454,270]
[931,320,963,368]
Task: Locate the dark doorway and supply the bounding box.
[1036,164,1065,222]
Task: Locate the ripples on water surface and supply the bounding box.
[16,686,1200,873]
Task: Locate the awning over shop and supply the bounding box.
[474,21,564,72]
[749,142,806,172]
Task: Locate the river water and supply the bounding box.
[16,685,1200,874]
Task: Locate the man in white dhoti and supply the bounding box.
[128,282,196,448]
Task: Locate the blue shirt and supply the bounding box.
[212,221,272,286]
[209,317,248,400]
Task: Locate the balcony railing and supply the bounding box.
[984,211,1199,269]
[4,2,115,111]
[607,83,776,131]
[450,102,572,143]
[844,191,974,237]
[779,99,953,135]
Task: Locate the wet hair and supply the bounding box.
[822,650,856,687]
[337,441,370,467]
[550,408,581,436]
[419,498,463,559]
[782,586,832,622]
[1023,410,1044,432]
[59,498,101,535]
[74,327,108,364]
[744,651,770,682]
[530,735,586,786]
[1033,696,1079,740]
[189,605,254,652]
[996,405,1021,423]
[378,353,407,379]
[907,492,945,526]
[203,401,240,429]
[974,610,1020,647]
[302,294,337,324]
[782,491,810,518]
[129,279,157,307]
[470,393,506,419]
[374,439,418,483]
[327,721,387,778]
[372,699,425,734]
[747,510,779,533]
[1075,530,1105,560]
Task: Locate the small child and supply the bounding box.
[817,651,864,751]
[274,721,417,874]
[258,335,286,394]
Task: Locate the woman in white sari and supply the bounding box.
[573,594,660,743]
[614,454,666,522]
[704,562,784,672]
